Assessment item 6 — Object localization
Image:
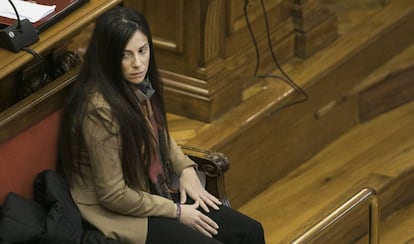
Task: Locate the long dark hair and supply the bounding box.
[58,6,170,189]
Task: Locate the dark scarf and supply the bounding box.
[136,77,155,97]
[134,79,173,199]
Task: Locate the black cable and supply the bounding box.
[8,0,21,30]
[243,0,308,109]
[22,47,44,64]
[22,46,50,87]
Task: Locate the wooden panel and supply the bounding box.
[295,12,338,58]
[225,19,296,89]
[359,66,414,122]
[227,0,285,34]
[292,0,326,30]
[201,0,223,64]
[224,0,292,58]
[293,0,338,58]
[143,0,185,53]
[162,67,242,122]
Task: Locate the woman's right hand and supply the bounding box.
[178,201,219,238]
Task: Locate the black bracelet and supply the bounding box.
[175,202,181,220]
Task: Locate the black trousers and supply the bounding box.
[146,194,265,244]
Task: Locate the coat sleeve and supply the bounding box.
[82,101,176,218]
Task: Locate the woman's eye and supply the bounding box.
[123,52,132,58]
[139,46,148,54]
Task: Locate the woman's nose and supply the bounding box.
[132,55,142,67]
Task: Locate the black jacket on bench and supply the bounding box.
[0,170,120,244]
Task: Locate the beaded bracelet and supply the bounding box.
[175,202,181,220]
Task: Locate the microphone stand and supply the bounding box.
[0,0,39,52]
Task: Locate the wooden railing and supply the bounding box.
[292,187,380,244]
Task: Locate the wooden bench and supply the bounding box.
[0,68,231,206]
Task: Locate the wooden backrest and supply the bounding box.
[0,69,77,205]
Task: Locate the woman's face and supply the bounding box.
[122,30,150,84]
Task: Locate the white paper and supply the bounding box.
[0,0,56,23]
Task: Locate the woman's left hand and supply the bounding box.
[179,167,222,212]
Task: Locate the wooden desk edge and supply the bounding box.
[0,0,122,80]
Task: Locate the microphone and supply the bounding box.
[0,0,39,52]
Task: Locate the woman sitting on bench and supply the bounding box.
[58,6,264,244]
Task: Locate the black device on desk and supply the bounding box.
[0,0,39,52]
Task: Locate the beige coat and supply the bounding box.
[70,91,195,243]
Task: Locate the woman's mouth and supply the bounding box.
[130,72,144,78]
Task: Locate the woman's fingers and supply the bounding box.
[193,224,213,238]
[200,193,221,210]
[194,213,219,237]
[191,200,200,209]
[181,190,222,212]
[180,189,187,204]
[200,212,219,230]
[179,202,219,237]
[198,197,210,212]
[195,192,222,212]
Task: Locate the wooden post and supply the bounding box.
[292,0,338,58]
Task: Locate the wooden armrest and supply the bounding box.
[180,145,231,207]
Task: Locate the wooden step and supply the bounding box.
[237,100,414,243]
[314,42,414,122]
[169,0,414,208]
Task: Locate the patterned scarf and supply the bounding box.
[135,80,173,199]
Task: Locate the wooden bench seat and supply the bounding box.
[0,69,231,206]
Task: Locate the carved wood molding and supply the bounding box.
[162,67,242,122]
[203,0,223,63]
